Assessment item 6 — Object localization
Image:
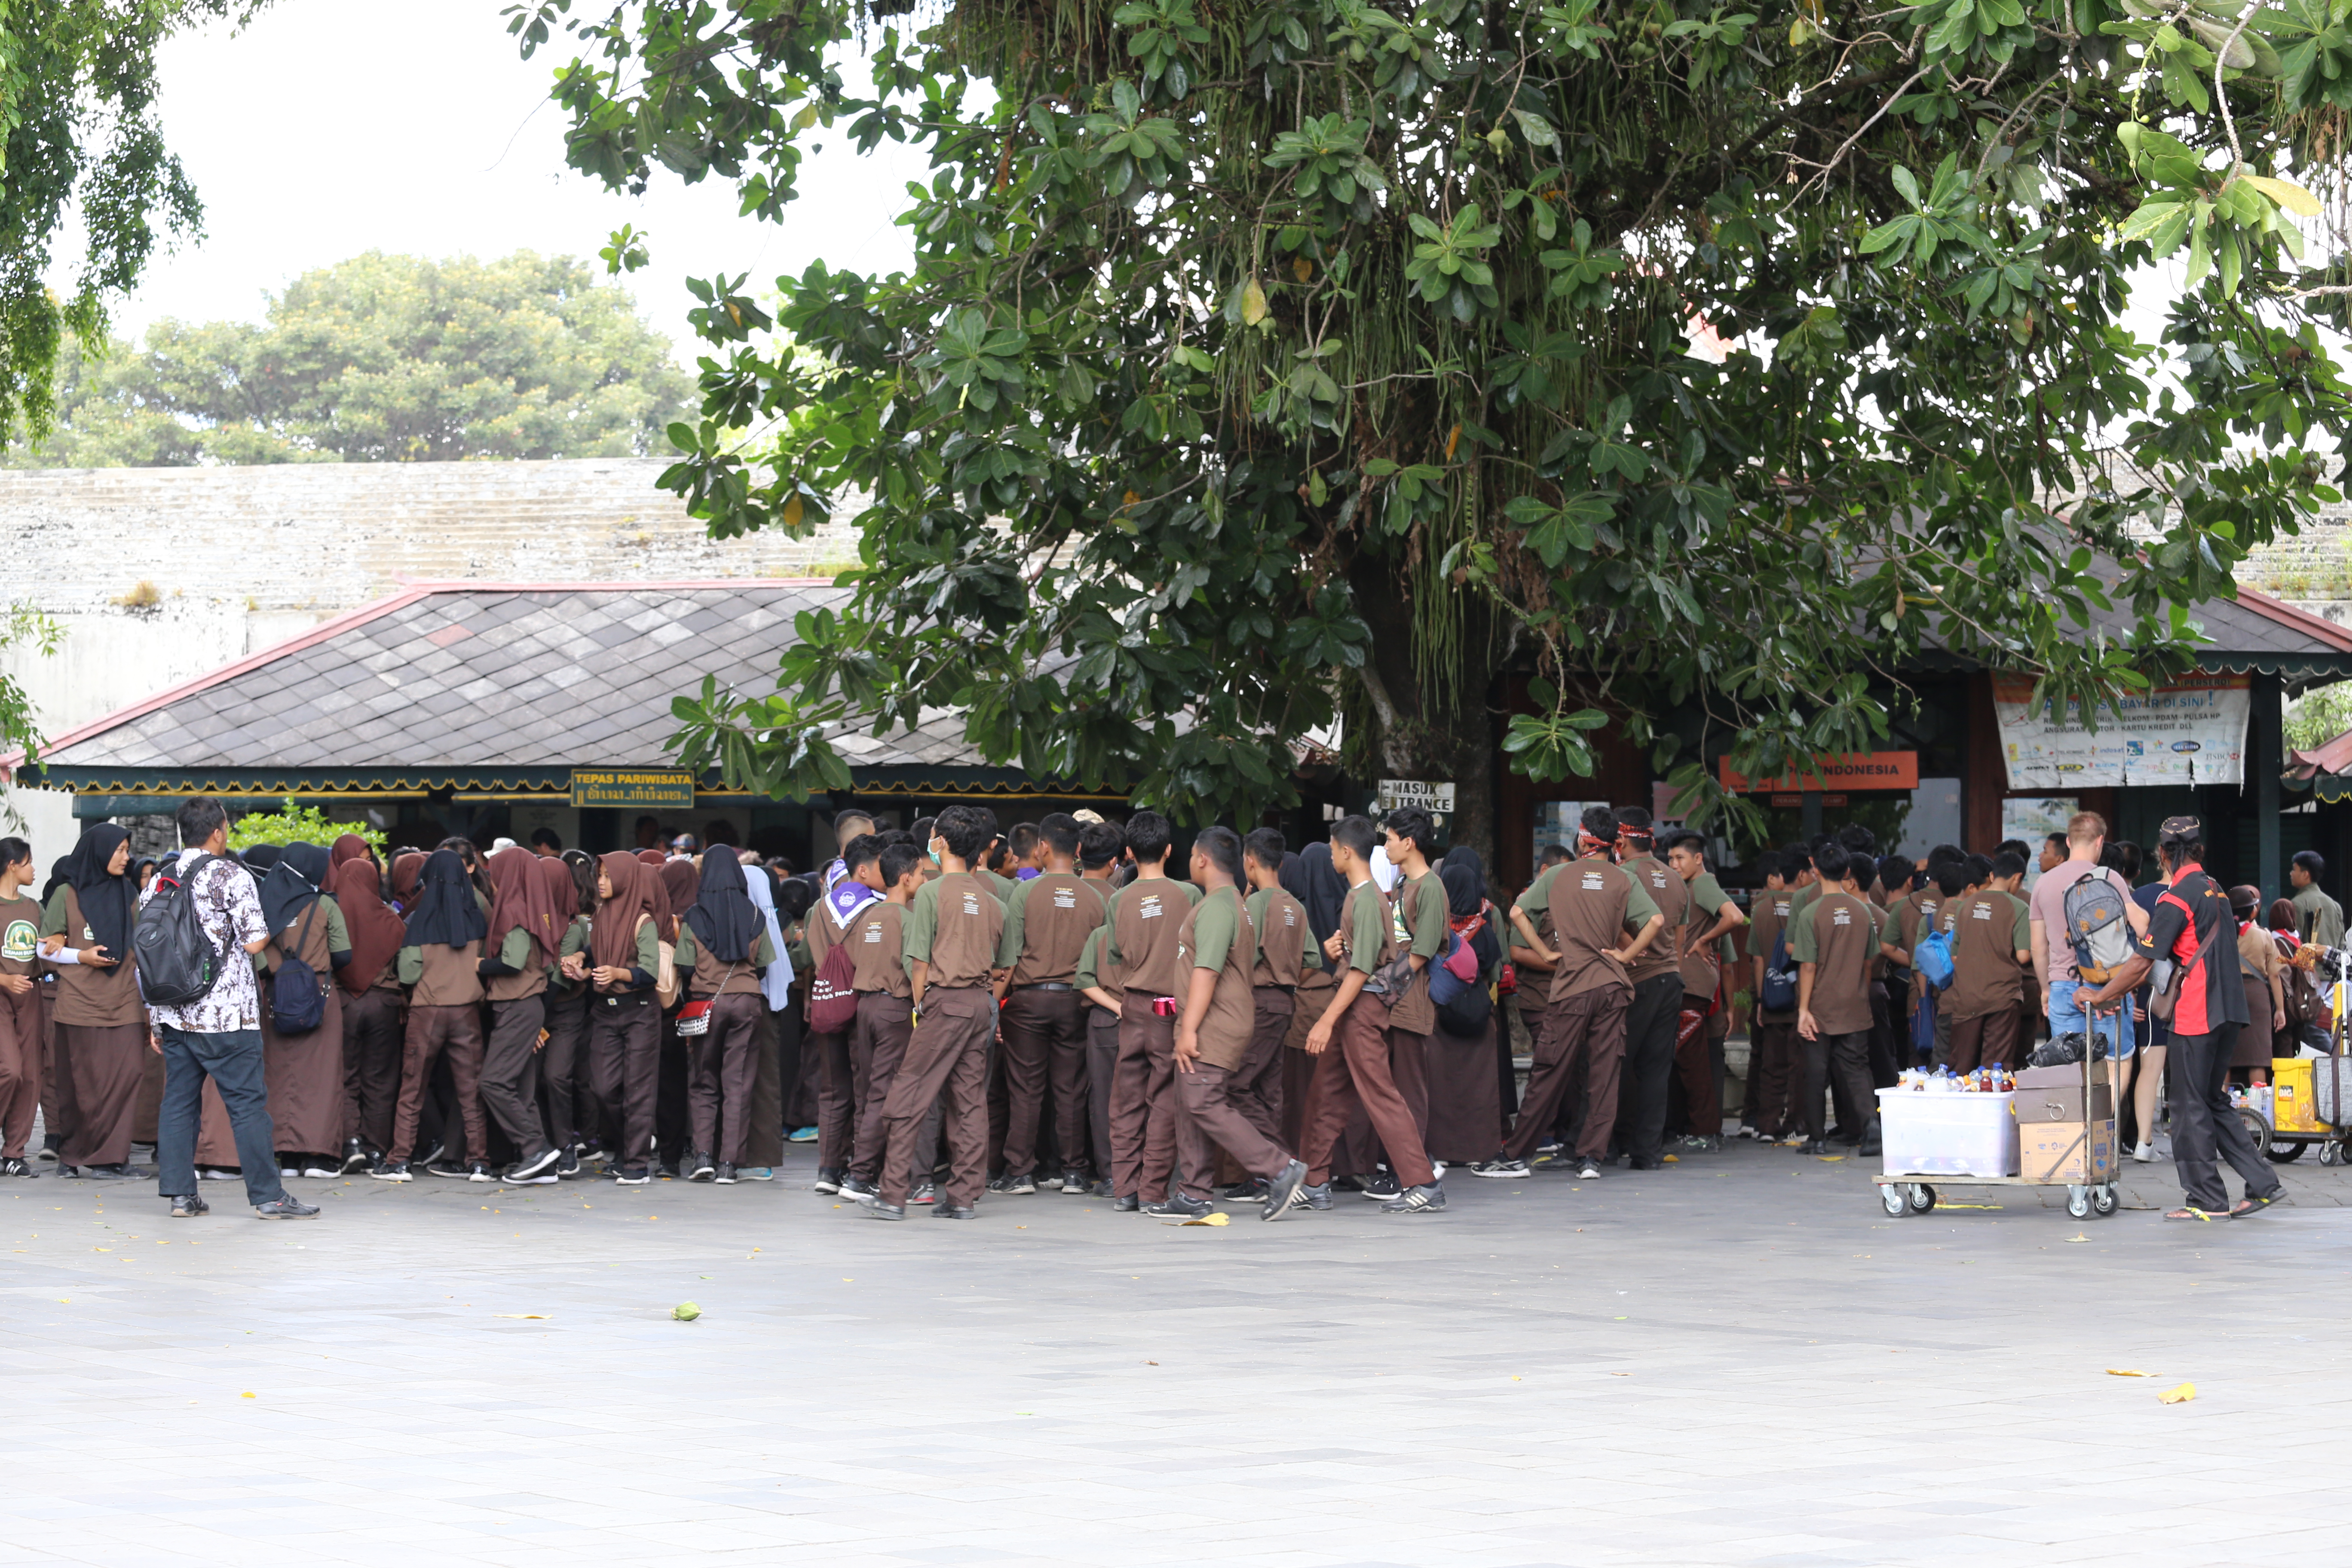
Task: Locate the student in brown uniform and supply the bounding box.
[375,849,491,1182]
[1791,842,1884,1157]
[1289,815,1441,1211]
[41,824,146,1178]
[675,846,780,1183]
[328,855,405,1172]
[1611,808,1689,1171]
[1216,827,1314,1201]
[570,851,665,1186]
[861,805,1004,1221]
[0,839,40,1176]
[1938,854,2031,1074]
[1170,826,1310,1220]
[807,833,879,1192]
[991,815,1108,1196]
[1495,805,1664,1179]
[254,842,354,1178]
[1506,843,1572,1070]
[1073,820,1128,1194]
[475,845,568,1186]
[1371,807,1450,1200]
[1666,833,1744,1150]
[837,842,925,1204]
[539,852,597,1175]
[1101,810,1208,1212]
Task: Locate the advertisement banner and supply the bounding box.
[1993,673,2248,789]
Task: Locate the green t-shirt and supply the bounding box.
[1188,883,1253,974]
[904,876,942,965]
[1399,869,1447,958]
[1345,882,1389,975]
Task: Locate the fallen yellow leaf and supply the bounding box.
[492,1314,548,1320]
[2107,1369,2150,1377]
[1178,1212,1231,1226]
[239,1392,255,1399]
[2158,1382,2196,1404]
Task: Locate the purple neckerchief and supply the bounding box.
[1017,867,1041,880]
[824,878,880,931]
[821,857,847,892]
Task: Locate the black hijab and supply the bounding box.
[1282,842,1347,948]
[40,856,69,906]
[60,824,137,962]
[1441,845,1485,917]
[242,844,282,873]
[260,842,331,934]
[683,845,762,964]
[402,848,487,949]
[775,872,815,925]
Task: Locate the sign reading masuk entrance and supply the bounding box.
[1993,673,2249,788]
[1378,779,1457,818]
[571,768,697,810]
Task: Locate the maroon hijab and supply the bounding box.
[330,857,406,995]
[389,851,425,911]
[657,858,698,943]
[592,851,659,971]
[485,845,567,965]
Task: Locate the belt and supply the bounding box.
[1016,982,1074,992]
[1255,983,1296,996]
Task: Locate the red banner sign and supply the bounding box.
[1719,752,1919,793]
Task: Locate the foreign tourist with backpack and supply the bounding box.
[2027,812,2144,1151]
[144,799,318,1219]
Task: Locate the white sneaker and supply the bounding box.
[2133,1140,2155,1163]
[1577,1160,1602,1180]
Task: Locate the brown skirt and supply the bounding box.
[262,983,346,1155]
[1424,1017,1505,1163]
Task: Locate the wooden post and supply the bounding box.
[2255,671,2283,902]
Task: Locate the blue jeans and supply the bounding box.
[2050,988,2135,1060]
[155,1025,284,1206]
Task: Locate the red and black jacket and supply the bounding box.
[2140,866,2250,1037]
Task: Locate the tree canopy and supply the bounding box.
[10,251,698,466]
[516,0,2352,842]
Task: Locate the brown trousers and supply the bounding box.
[481,995,551,1160]
[1505,986,1630,1163]
[1111,992,1212,1202]
[877,986,994,1208]
[1237,987,1294,1149]
[1946,1008,2021,1075]
[341,986,403,1153]
[1086,1004,1119,1179]
[811,1026,854,1170]
[1302,993,1436,1187]
[537,988,590,1150]
[1672,1004,1720,1139]
[392,1004,485,1164]
[688,992,766,1164]
[60,1022,147,1167]
[1389,1025,1430,1142]
[999,986,1089,1178]
[586,991,660,1167]
[1745,1016,1797,1135]
[0,982,40,1158]
[1280,980,1338,1151]
[740,1006,784,1167]
[1177,1058,1293,1181]
[849,991,915,1182]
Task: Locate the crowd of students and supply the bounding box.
[0,791,2329,1223]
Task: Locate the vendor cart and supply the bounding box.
[1873,1044,2120,1221]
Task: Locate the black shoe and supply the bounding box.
[425,1161,471,1179]
[1330,1175,1366,1193]
[1112,1194,1141,1213]
[686,1152,717,1182]
[867,1202,906,1220]
[811,1168,844,1195]
[1060,1168,1089,1194]
[554,1148,584,1179]
[1857,1118,1883,1158]
[1361,1173,1401,1202]
[1798,1140,1833,1156]
[839,1175,879,1204]
[908,1180,938,1207]
[1380,1182,1447,1214]
[1219,1179,1268,1203]
[1091,1178,1115,1198]
[82,1162,143,1182]
[934,1204,978,1219]
[417,1142,445,1168]
[1466,1159,1531,1179]
[371,1160,413,1183]
[466,1161,497,1183]
[714,1162,738,1184]
[987,1172,1037,1195]
[0,1155,37,1178]
[657,1161,682,1180]
[1262,1159,1308,1221]
[1628,1158,1666,1172]
[1290,1181,1333,1211]
[1142,1191,1212,1218]
[507,1145,564,1183]
[254,1196,320,1219]
[168,1192,208,1218]
[338,1139,373,1174]
[613,1166,650,1185]
[1828,1125,1859,1146]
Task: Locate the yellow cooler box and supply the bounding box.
[2273,1058,2324,1135]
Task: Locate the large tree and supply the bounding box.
[516,0,2352,846]
[11,251,697,466]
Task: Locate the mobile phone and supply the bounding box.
[1152,995,1179,1019]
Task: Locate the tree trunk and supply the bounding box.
[1348,557,1502,872]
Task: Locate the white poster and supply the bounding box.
[1994,673,2249,789]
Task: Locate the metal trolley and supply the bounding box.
[1874,1046,2120,1222]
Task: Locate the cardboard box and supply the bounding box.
[2272,1058,2324,1135]
[2021,1116,2117,1184]
[2015,1083,2114,1125]
[2015,1063,2105,1090]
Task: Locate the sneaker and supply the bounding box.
[1112,1194,1141,1213]
[466,1161,498,1183]
[417,1142,445,1168]
[83,1163,145,1181]
[811,1168,844,1195]
[1531,1148,1575,1170]
[2133,1140,2156,1163]
[34,1143,58,1162]
[554,1148,585,1180]
[1219,1179,1268,1203]
[425,1161,471,1180]
[1060,1168,1089,1194]
[1289,1181,1333,1211]
[508,1145,564,1183]
[613,1166,650,1185]
[738,1166,775,1181]
[0,1155,38,1178]
[787,1126,819,1144]
[1142,1191,1212,1218]
[908,1180,938,1207]
[1577,1160,1603,1180]
[1091,1178,1115,1198]
[168,1192,208,1218]
[686,1152,717,1183]
[1736,1127,1759,1140]
[1535,1139,1563,1158]
[1798,1140,1833,1156]
[278,1165,302,1181]
[1467,1159,1530,1179]
[254,1196,320,1219]
[934,1204,977,1219]
[657,1161,681,1180]
[714,1163,738,1184]
[339,1138,374,1174]
[372,1161,413,1182]
[986,1172,1038,1195]
[1362,1172,1401,1202]
[867,1201,906,1220]
[1780,1131,1808,1148]
[1262,1159,1309,1221]
[1330,1174,1366,1193]
[200,1167,239,1181]
[839,1176,880,1204]
[1432,1161,1447,1179]
[1380,1182,1446,1214]
[300,1161,342,1179]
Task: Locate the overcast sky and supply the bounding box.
[77,0,925,359]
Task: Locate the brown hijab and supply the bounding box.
[329,833,376,876]
[657,858,697,943]
[390,851,425,910]
[330,856,406,995]
[485,845,567,965]
[533,854,583,949]
[636,848,666,868]
[591,851,659,970]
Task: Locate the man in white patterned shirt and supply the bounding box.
[144,798,318,1221]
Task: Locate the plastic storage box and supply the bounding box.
[1877,1088,2019,1177]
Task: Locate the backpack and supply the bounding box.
[2063,872,2134,985]
[1910,986,1938,1063]
[268,898,327,1035]
[806,937,859,1035]
[1759,930,1798,1013]
[1435,913,1499,1035]
[134,853,225,1007]
[1424,925,1476,1008]
[1913,923,1957,992]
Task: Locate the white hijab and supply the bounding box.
[741,864,796,1010]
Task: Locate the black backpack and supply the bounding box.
[134,853,225,1007]
[269,898,327,1035]
[1436,918,1500,1036]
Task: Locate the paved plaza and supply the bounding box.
[3,1137,2346,1568]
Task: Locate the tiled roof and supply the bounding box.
[24,582,1009,789]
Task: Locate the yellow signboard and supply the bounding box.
[570,769,696,810]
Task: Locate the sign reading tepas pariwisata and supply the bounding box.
[570,768,697,810]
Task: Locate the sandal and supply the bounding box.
[2229,1191,2285,1219]
[2163,1206,2223,1222]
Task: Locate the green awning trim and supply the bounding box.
[30,763,1130,802]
